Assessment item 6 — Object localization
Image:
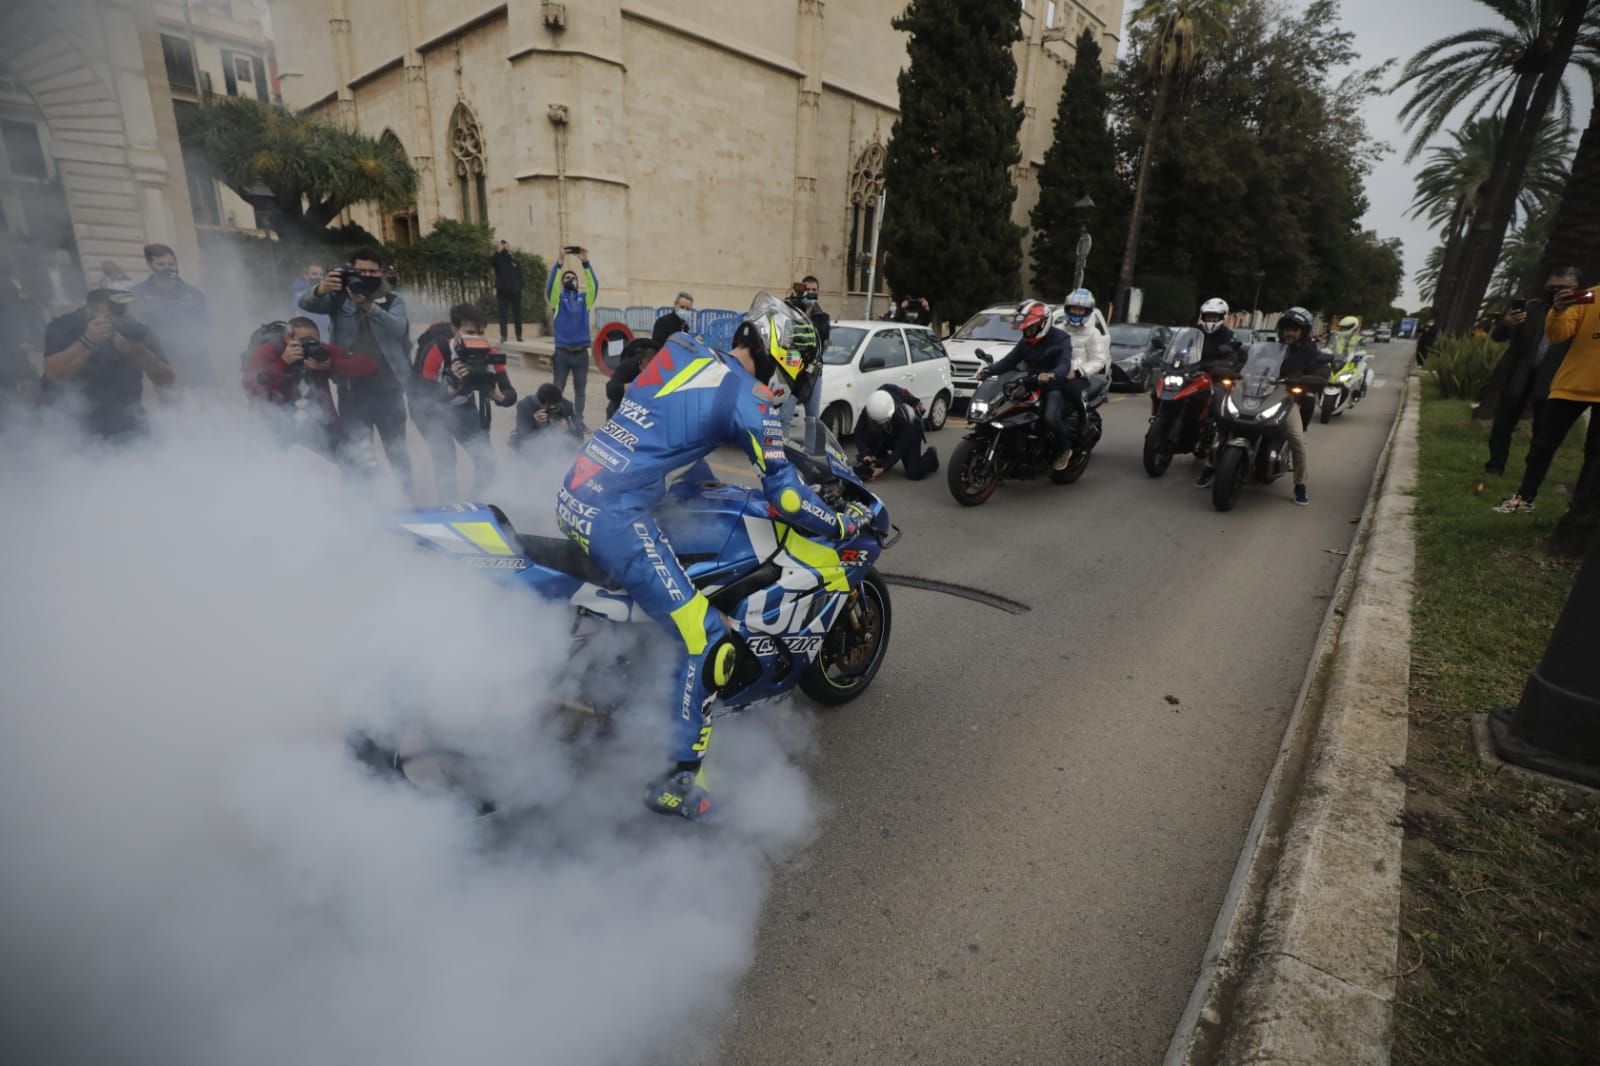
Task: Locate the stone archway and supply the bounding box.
[0,0,197,278]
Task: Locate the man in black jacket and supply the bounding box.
[491,240,525,342]
[977,300,1075,469]
[1482,267,1580,477]
[853,384,938,480]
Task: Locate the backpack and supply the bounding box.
[412,321,454,379]
[241,321,288,371]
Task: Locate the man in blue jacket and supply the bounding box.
[557,294,856,821]
[547,246,598,424]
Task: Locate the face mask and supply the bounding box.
[157,267,179,281]
[676,308,692,324]
[802,292,818,305]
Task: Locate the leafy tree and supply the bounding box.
[1029,29,1125,302]
[1113,0,1237,320]
[1416,244,1446,305]
[880,0,1024,324]
[1394,0,1599,333]
[390,220,546,325]
[1407,114,1571,237]
[1540,73,1600,285]
[179,96,418,241]
[1493,202,1557,298]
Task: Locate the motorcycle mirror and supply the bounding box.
[975,350,993,364]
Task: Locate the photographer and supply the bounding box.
[546,246,598,424]
[853,383,938,481]
[418,303,517,496]
[41,288,174,439]
[131,243,212,389]
[512,383,583,450]
[243,316,377,461]
[300,247,415,497]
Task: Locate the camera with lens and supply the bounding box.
[110,318,151,346]
[451,336,498,392]
[329,264,382,302]
[297,337,326,364]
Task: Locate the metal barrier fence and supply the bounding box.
[587,305,744,351]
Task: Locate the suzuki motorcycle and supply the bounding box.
[1143,327,1229,477]
[946,352,1108,506]
[1208,343,1321,512]
[1319,345,1374,423]
[356,418,898,806]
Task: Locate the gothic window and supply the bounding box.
[846,141,887,294]
[448,103,488,225]
[379,130,418,244]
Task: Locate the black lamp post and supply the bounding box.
[1251,269,1266,326]
[1072,194,1096,293]
[241,183,284,293]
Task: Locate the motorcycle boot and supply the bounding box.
[646,765,713,820]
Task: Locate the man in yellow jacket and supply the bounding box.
[1496,283,1599,518]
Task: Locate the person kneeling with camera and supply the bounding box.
[244,317,378,463]
[512,383,584,451]
[853,383,938,481]
[419,304,517,497]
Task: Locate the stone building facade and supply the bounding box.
[268,0,1123,313]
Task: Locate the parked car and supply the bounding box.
[1108,322,1174,390]
[944,303,1109,401]
[814,320,954,439]
[1232,327,1256,346]
[1374,327,1392,343]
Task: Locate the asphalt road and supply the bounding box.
[707,342,1413,1065]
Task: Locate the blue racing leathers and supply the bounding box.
[556,333,845,766]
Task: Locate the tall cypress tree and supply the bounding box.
[1029,29,1124,302]
[881,0,1024,324]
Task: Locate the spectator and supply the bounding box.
[853,384,939,481]
[512,383,584,450]
[1416,319,1439,365]
[1496,282,1600,517]
[40,288,173,438]
[547,245,597,424]
[41,245,86,319]
[1482,268,1578,477]
[883,294,932,325]
[243,316,377,463]
[418,303,517,497]
[782,275,832,423]
[131,243,212,389]
[652,291,694,345]
[300,247,416,497]
[290,264,332,338]
[96,260,130,291]
[491,239,526,343]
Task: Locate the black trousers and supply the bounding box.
[497,289,523,341]
[1486,372,1539,474]
[1517,398,1600,502]
[344,384,414,497]
[881,418,939,480]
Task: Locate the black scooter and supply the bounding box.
[1208,343,1324,512]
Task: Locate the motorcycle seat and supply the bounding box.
[517,534,621,589]
[1082,374,1110,408]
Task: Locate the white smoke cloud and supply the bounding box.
[0,399,819,1066]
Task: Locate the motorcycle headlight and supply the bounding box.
[1257,400,1286,420]
[1163,375,1185,388]
[969,400,990,420]
[1337,371,1354,383]
[1223,394,1239,417]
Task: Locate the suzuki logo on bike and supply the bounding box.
[742,587,838,635]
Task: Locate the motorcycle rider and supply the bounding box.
[1330,315,1364,360]
[1060,288,1109,455]
[1197,307,1327,504]
[556,293,856,821]
[1197,297,1240,361]
[976,299,1075,469]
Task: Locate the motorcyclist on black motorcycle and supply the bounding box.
[555,293,856,820]
[976,300,1075,470]
[1197,306,1327,504]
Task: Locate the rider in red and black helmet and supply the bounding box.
[976,299,1076,469]
[1013,299,1050,343]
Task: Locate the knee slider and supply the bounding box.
[709,632,761,696]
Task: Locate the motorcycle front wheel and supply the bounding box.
[1143,408,1177,477]
[800,569,893,706]
[1319,395,1335,424]
[948,437,999,506]
[1212,445,1248,512]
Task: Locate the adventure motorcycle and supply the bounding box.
[355,418,898,806]
[1207,342,1323,512]
[946,351,1108,506]
[1143,327,1230,477]
[1319,345,1374,423]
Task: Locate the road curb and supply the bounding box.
[1166,372,1419,1065]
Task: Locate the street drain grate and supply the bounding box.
[878,573,1031,615]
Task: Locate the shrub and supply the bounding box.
[1426,336,1503,400]
[388,221,547,328]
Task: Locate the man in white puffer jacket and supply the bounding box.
[1060,288,1110,454]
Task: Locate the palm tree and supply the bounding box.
[1407,114,1570,235]
[1416,245,1446,306]
[1394,0,1600,334]
[1540,72,1600,283]
[1493,202,1557,298]
[1112,0,1236,321]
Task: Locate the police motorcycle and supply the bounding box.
[946,350,1108,506]
[1319,344,1374,423]
[352,417,898,807]
[1207,342,1322,512]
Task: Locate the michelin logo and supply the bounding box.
[584,437,632,474]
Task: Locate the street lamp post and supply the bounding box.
[1072,194,1095,294]
[1251,270,1266,328]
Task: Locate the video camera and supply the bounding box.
[109,318,152,346]
[451,336,499,391]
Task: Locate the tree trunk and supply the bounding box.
[1115,74,1171,323]
[1445,0,1588,334]
[1540,76,1600,287]
[1428,197,1471,316]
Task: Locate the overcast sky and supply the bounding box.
[1120,0,1593,310]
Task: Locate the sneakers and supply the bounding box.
[1494,494,1536,514]
[1294,485,1310,506]
[645,767,712,821]
[1053,449,1074,472]
[1195,467,1215,489]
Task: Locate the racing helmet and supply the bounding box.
[1199,297,1229,334]
[1013,299,1050,343]
[734,291,822,400]
[1276,306,1313,340]
[1064,288,1096,327]
[865,389,897,425]
[1337,315,1360,333]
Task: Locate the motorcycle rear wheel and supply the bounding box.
[1143,409,1177,477]
[1212,446,1248,512]
[1050,447,1091,484]
[948,438,999,506]
[800,569,893,706]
